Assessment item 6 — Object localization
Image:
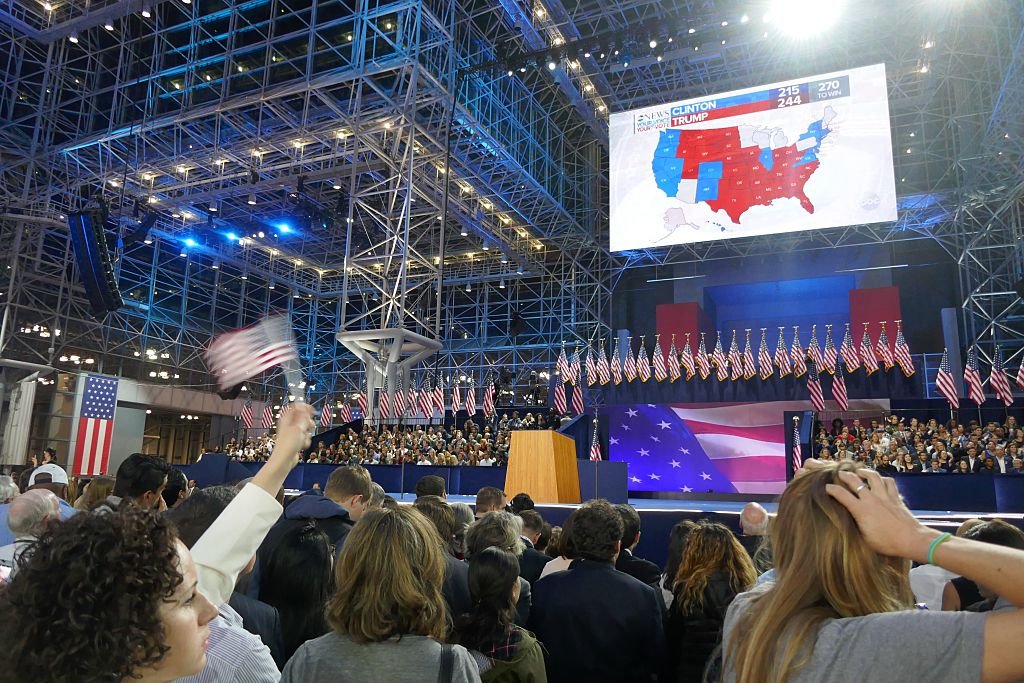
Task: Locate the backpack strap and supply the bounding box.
[438,643,455,683]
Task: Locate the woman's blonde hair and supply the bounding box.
[326,506,447,643]
[726,461,914,683]
[672,521,756,613]
[75,475,115,511]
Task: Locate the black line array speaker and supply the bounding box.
[67,210,124,319]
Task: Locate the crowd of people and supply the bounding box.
[2,403,1024,682]
[224,410,561,466]
[814,415,1024,475]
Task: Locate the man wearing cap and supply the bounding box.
[0,463,77,546]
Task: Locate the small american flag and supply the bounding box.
[936,348,960,409]
[792,419,803,471]
[695,333,711,380]
[860,327,879,375]
[636,338,652,382]
[807,359,825,413]
[240,399,254,429]
[585,344,597,386]
[279,399,290,419]
[589,420,602,461]
[652,336,668,382]
[775,328,792,378]
[807,325,823,370]
[393,375,407,415]
[832,360,849,411]
[680,334,696,380]
[893,323,915,377]
[964,345,986,405]
[742,330,756,380]
[260,404,274,429]
[571,383,585,416]
[728,331,743,381]
[452,381,462,413]
[433,376,444,415]
[712,332,728,382]
[379,377,392,420]
[610,339,623,385]
[624,338,638,382]
[203,315,299,392]
[790,327,807,378]
[840,323,860,371]
[357,385,368,416]
[1017,362,1024,392]
[667,335,682,382]
[556,345,570,380]
[553,381,567,414]
[758,329,773,380]
[876,324,895,370]
[990,346,1014,407]
[569,347,582,386]
[465,377,477,415]
[320,400,333,427]
[597,341,611,385]
[407,385,418,417]
[339,401,353,423]
[72,375,118,476]
[822,325,838,374]
[419,375,435,417]
[483,375,496,417]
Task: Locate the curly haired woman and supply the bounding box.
[0,506,218,683]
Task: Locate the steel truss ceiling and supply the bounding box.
[0,0,1021,409]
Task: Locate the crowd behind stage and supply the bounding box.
[815,414,1024,474]
[224,410,565,466]
[4,404,1024,682]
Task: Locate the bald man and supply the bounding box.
[738,502,771,572]
[0,489,60,577]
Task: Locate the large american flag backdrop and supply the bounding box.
[72,374,119,476]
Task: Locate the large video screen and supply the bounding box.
[609,63,897,251]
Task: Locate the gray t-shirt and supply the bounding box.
[721,587,987,683]
[281,632,481,683]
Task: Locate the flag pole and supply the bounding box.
[593,411,600,502]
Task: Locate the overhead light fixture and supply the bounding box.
[547,60,557,70]
[465,283,472,292]
[247,193,256,205]
[770,0,844,35]
[499,279,506,289]
[68,32,79,43]
[104,20,115,30]
[141,6,151,17]
[649,39,657,49]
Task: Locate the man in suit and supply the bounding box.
[530,500,664,683]
[613,504,661,587]
[964,445,984,473]
[517,509,553,583]
[412,495,472,619]
[474,486,506,519]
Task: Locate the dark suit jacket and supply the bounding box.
[229,591,286,668]
[445,554,532,627]
[520,541,554,584]
[615,548,661,587]
[530,560,664,683]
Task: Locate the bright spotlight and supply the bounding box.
[277,223,291,233]
[184,238,197,247]
[547,60,557,70]
[226,232,238,241]
[769,0,844,35]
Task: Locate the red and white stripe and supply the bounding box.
[792,421,803,472]
[483,379,495,417]
[553,381,567,413]
[74,417,114,476]
[339,402,353,423]
[822,326,838,374]
[861,329,879,375]
[831,366,849,411]
[571,384,584,415]
[696,334,711,380]
[452,383,462,413]
[774,329,792,378]
[876,326,895,370]
[652,337,668,381]
[758,330,773,380]
[636,340,652,382]
[419,379,435,417]
[465,381,477,415]
[624,340,638,382]
[790,328,807,378]
[203,316,299,391]
[712,333,729,381]
[610,341,623,385]
[240,401,254,429]
[990,346,1013,407]
[585,345,598,386]
[667,337,682,382]
[728,333,743,381]
[260,404,274,429]
[589,423,602,461]
[894,326,915,377]
[807,362,825,413]
[320,401,332,427]
[964,346,986,405]
[935,349,960,409]
[680,335,696,380]
[807,325,824,370]
[840,324,860,372]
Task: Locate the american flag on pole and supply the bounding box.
[832,360,849,411]
[667,334,682,382]
[860,326,879,375]
[393,375,407,415]
[465,377,477,415]
[696,333,711,380]
[775,328,792,378]
[624,338,638,382]
[728,331,743,381]
[822,325,838,375]
[553,380,567,414]
[807,325,823,370]
[652,335,668,382]
[893,322,915,377]
[876,323,895,370]
[636,338,652,382]
[742,330,756,380]
[792,419,803,471]
[483,375,496,417]
[597,341,611,385]
[260,404,274,429]
[935,348,960,409]
[556,344,570,380]
[990,346,1014,407]
[240,399,254,429]
[840,323,860,372]
[452,381,462,413]
[339,401,353,423]
[712,332,729,382]
[680,333,696,380]
[320,400,333,427]
[610,339,623,385]
[379,377,392,420]
[571,383,585,416]
[569,347,582,386]
[433,376,445,416]
[279,399,289,419]
[419,375,435,417]
[758,329,773,380]
[1017,361,1024,392]
[72,375,118,476]
[964,345,986,405]
[357,384,368,416]
[203,315,300,392]
[589,420,602,461]
[790,327,807,378]
[585,344,597,387]
[807,360,825,413]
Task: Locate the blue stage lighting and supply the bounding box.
[184,238,197,247]
[276,223,292,234]
[226,232,238,241]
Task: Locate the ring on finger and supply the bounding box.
[854,483,868,494]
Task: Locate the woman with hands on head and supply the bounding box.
[722,459,1024,683]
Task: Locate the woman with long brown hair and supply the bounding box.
[723,460,1024,682]
[664,521,755,683]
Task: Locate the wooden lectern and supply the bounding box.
[505,431,581,503]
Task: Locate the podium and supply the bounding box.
[505,431,581,503]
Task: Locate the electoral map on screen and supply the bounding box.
[609,63,897,251]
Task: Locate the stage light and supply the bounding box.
[209,205,217,212]
[519,66,527,73]
[68,32,79,43]
[257,231,265,238]
[547,60,557,70]
[769,0,844,35]
[226,232,238,241]
[184,238,197,247]
[211,260,220,269]
[583,50,591,58]
[43,1,52,9]
[721,20,728,26]
[599,52,606,59]
[241,272,248,280]
[460,227,469,237]
[247,193,256,205]
[741,14,749,23]
[104,21,114,30]
[499,279,506,289]
[919,64,929,74]
[622,54,631,68]
[277,223,292,233]
[688,28,696,33]
[649,39,657,49]
[141,6,151,17]
[507,70,514,77]
[465,283,472,292]
[500,252,508,263]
